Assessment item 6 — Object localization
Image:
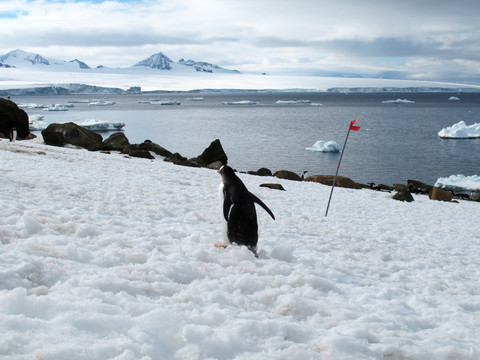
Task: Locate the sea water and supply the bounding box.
[20,91,480,186]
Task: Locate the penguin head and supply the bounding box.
[218,165,236,184]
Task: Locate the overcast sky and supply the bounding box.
[1,0,479,84]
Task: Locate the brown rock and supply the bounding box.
[306,175,362,189]
[429,187,453,202]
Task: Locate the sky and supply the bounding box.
[1,0,480,84]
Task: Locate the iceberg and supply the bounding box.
[381,99,415,104]
[222,100,259,105]
[306,140,340,153]
[76,119,125,131]
[435,174,480,196]
[42,104,72,111]
[438,121,480,139]
[149,99,181,105]
[29,115,48,131]
[448,96,460,101]
[275,100,311,105]
[88,100,116,106]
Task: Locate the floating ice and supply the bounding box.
[88,100,116,106]
[150,99,181,105]
[42,104,72,111]
[435,174,480,195]
[381,99,415,104]
[448,96,460,101]
[306,140,340,153]
[275,100,311,104]
[438,121,480,139]
[76,119,125,131]
[222,100,259,105]
[29,115,48,131]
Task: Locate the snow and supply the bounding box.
[1,138,479,359]
[305,140,341,153]
[76,119,126,132]
[435,175,480,194]
[438,121,480,139]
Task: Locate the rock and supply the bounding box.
[0,98,30,139]
[102,132,130,151]
[274,170,303,182]
[248,167,273,176]
[260,183,285,191]
[188,157,208,168]
[198,139,228,165]
[306,175,362,189]
[41,122,103,151]
[128,140,172,157]
[407,179,433,194]
[164,153,199,167]
[392,185,414,202]
[128,150,154,159]
[368,182,394,192]
[429,187,453,202]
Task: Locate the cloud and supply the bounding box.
[0,0,479,84]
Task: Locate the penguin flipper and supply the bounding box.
[223,195,233,221]
[249,193,275,220]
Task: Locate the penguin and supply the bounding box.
[217,165,275,257]
[10,127,17,142]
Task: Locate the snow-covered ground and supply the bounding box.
[438,121,480,139]
[1,138,479,360]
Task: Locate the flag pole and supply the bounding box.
[325,119,360,217]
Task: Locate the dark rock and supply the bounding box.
[249,167,273,176]
[103,132,130,151]
[164,153,199,167]
[368,182,394,192]
[260,183,285,191]
[306,175,362,189]
[128,140,172,157]
[128,150,155,159]
[274,170,303,182]
[429,187,453,202]
[198,139,228,165]
[407,179,433,194]
[0,98,30,139]
[392,185,414,202]
[188,157,208,168]
[41,122,103,151]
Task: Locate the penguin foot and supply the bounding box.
[248,246,259,258]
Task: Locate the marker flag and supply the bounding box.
[325,118,361,217]
[349,118,361,131]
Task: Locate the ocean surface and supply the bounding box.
[21,91,480,186]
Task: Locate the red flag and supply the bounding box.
[349,118,361,131]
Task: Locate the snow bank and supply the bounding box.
[1,139,479,359]
[305,140,340,153]
[438,121,480,139]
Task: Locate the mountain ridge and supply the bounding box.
[0,49,239,73]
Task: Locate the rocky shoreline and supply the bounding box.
[1,98,478,203]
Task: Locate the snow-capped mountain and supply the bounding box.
[0,49,238,73]
[0,49,91,70]
[133,52,174,70]
[178,58,240,73]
